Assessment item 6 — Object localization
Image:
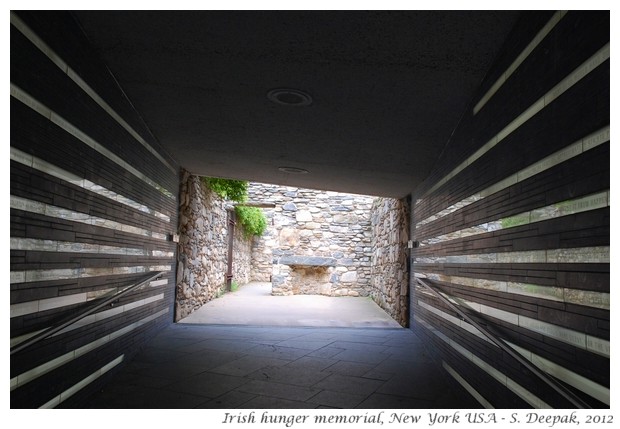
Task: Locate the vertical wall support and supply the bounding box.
[226,208,236,291]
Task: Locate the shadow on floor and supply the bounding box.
[80,323,481,409]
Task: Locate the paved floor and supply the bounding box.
[180,282,402,328]
[81,283,480,409]
[82,324,480,409]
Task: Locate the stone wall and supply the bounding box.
[248,183,374,296]
[370,197,410,326]
[175,170,252,320]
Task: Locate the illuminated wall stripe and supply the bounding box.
[423,44,609,198]
[421,190,609,247]
[414,246,609,265]
[10,237,173,258]
[417,126,610,227]
[473,11,567,115]
[10,264,171,287]
[442,361,494,409]
[415,315,551,408]
[39,354,125,409]
[10,292,166,348]
[506,341,609,405]
[10,195,168,241]
[12,308,168,391]
[440,295,609,358]
[11,147,170,222]
[11,273,168,318]
[416,272,609,310]
[10,84,175,199]
[11,288,115,318]
[10,12,176,175]
[418,299,609,404]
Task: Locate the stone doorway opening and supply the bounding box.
[175,170,410,327]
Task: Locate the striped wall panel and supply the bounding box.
[10,11,180,408]
[410,11,609,409]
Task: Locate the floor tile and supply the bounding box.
[329,341,389,354]
[247,364,330,386]
[331,349,390,364]
[126,361,208,380]
[194,390,256,408]
[210,355,291,377]
[168,349,244,370]
[306,389,367,408]
[330,333,392,344]
[286,356,338,371]
[196,338,260,353]
[166,371,249,398]
[312,373,384,396]
[274,339,335,350]
[245,343,311,360]
[324,360,375,377]
[237,396,317,409]
[307,346,345,359]
[356,393,434,409]
[236,379,321,401]
[361,369,394,381]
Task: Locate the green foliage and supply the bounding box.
[202,177,248,203]
[235,205,267,238]
[231,281,239,292]
[202,176,267,238]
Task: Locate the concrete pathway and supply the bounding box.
[179,282,402,328]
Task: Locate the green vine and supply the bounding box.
[235,205,267,238]
[202,176,267,238]
[202,177,247,203]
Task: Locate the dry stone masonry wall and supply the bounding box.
[370,197,410,326]
[175,170,252,320]
[248,183,374,297]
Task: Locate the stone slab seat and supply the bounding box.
[277,255,336,267]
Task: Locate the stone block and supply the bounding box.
[319,283,332,295]
[279,227,299,246]
[340,271,358,282]
[296,210,313,222]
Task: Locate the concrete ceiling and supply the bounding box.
[73,10,520,198]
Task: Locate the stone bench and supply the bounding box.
[272,255,363,297]
[272,255,337,296]
[277,255,336,267]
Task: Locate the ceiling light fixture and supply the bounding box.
[278,166,309,174]
[267,88,313,106]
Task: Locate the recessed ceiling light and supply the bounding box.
[278,166,309,174]
[267,89,313,106]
